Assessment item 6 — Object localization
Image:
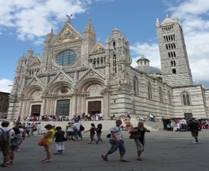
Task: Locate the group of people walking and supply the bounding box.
[102,119,150,162]
[0,117,201,167]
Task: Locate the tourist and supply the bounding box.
[0,121,14,167]
[66,122,75,140]
[9,125,23,164]
[101,119,127,162]
[85,123,96,144]
[54,126,66,154]
[188,118,200,143]
[38,124,55,163]
[96,123,103,144]
[73,119,83,140]
[129,121,150,161]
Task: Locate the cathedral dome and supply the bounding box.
[135,56,161,74]
[139,66,161,74]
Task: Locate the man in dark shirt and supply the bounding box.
[188,118,200,143]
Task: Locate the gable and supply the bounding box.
[48,71,74,85]
[78,68,105,82]
[90,43,105,55]
[53,22,82,45]
[25,76,44,89]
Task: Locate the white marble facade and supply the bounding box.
[8,16,209,120]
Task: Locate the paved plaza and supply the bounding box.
[1,129,209,171]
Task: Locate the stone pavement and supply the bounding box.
[1,130,209,171]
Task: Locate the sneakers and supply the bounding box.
[41,159,52,163]
[192,141,199,144]
[137,158,143,161]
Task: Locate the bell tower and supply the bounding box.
[157,16,193,87]
[106,28,131,78]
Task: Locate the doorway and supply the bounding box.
[88,100,101,115]
[31,105,41,117]
[56,99,70,116]
[184,113,193,119]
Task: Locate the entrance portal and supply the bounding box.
[88,101,101,115]
[184,113,193,119]
[56,99,70,116]
[31,105,41,117]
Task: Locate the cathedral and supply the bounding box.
[7,16,209,120]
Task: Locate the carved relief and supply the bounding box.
[86,84,103,97]
[55,26,81,44]
[90,43,105,54]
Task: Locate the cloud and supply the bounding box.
[0,0,89,41]
[131,0,209,86]
[0,78,13,93]
[130,43,160,68]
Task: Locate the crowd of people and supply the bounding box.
[23,113,104,122]
[0,116,202,167]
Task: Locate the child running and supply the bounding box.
[54,126,66,154]
[85,123,96,144]
[129,121,150,161]
[96,123,103,144]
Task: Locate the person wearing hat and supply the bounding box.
[129,121,150,161]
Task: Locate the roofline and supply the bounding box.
[130,66,172,88]
[172,84,203,89]
[0,92,10,95]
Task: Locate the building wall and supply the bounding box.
[0,92,9,118]
[204,89,209,116]
[172,85,207,118]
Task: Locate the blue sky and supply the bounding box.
[0,0,209,92]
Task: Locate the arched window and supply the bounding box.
[133,76,139,96]
[172,68,176,74]
[159,87,163,103]
[113,40,116,49]
[182,91,191,106]
[113,54,117,73]
[148,82,152,100]
[56,50,77,66]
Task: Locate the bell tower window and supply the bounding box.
[113,54,117,73]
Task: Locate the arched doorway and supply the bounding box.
[45,81,72,117]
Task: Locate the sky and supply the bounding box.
[0,0,209,92]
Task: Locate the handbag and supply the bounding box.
[38,138,48,146]
[106,133,111,138]
[80,125,85,132]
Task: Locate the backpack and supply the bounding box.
[11,133,22,147]
[80,125,85,132]
[0,128,11,148]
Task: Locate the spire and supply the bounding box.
[27,49,33,58]
[50,28,54,34]
[84,18,95,33]
[156,18,160,27]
